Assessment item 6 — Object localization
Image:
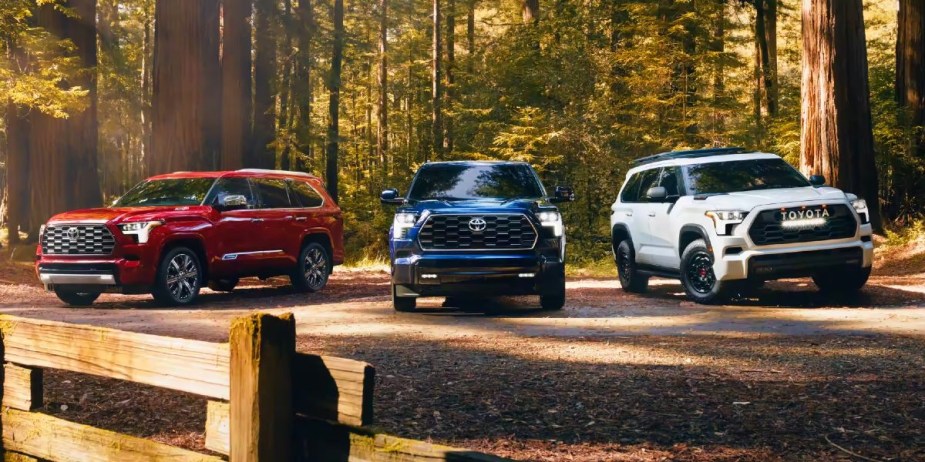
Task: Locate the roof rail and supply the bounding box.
[235,168,316,178]
[632,147,749,166]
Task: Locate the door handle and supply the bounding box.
[251,218,265,223]
[294,217,307,222]
[648,212,656,217]
[284,216,295,221]
[625,212,633,217]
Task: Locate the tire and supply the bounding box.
[813,266,871,294]
[208,278,239,292]
[54,288,101,307]
[152,247,203,306]
[615,240,649,293]
[291,242,331,292]
[680,239,733,305]
[392,284,417,312]
[540,291,565,310]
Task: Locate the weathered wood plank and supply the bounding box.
[229,313,294,462]
[295,418,510,462]
[293,353,375,426]
[3,364,43,411]
[2,408,223,462]
[204,401,230,455]
[3,452,41,462]
[0,315,229,399]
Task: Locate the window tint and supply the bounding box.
[115,178,215,207]
[290,180,324,207]
[620,173,642,202]
[685,158,811,195]
[636,169,661,202]
[658,167,682,197]
[206,177,256,208]
[254,178,292,208]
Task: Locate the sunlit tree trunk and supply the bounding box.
[252,0,278,169]
[221,0,253,169]
[800,0,881,230]
[279,0,294,171]
[377,0,389,173]
[467,0,475,74]
[295,0,315,172]
[444,0,455,154]
[432,0,443,160]
[5,102,30,243]
[326,0,344,203]
[522,0,539,25]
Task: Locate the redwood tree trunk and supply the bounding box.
[151,0,221,174]
[295,0,315,171]
[325,0,344,203]
[221,0,253,169]
[432,0,443,160]
[5,102,30,243]
[754,0,778,116]
[800,0,881,230]
[252,0,278,169]
[897,0,925,131]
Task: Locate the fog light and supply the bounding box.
[518,273,535,278]
[421,274,437,279]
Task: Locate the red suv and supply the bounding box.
[36,169,344,306]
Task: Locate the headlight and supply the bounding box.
[39,224,46,238]
[851,197,870,224]
[392,213,418,239]
[119,221,163,244]
[538,211,563,237]
[705,210,747,235]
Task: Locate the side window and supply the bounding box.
[290,180,325,208]
[207,177,257,208]
[658,167,682,197]
[620,173,641,203]
[254,178,292,208]
[636,168,661,202]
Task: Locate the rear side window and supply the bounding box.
[635,169,661,202]
[290,180,324,208]
[620,173,641,203]
[658,167,683,197]
[206,177,257,208]
[254,178,292,208]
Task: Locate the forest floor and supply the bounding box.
[0,238,922,461]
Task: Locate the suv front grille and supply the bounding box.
[419,214,538,250]
[42,224,116,255]
[748,204,857,246]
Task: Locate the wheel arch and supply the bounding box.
[160,237,209,281]
[300,231,334,273]
[678,225,712,258]
[610,224,632,254]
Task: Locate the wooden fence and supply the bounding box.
[0,313,508,462]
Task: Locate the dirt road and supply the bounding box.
[1,269,923,461]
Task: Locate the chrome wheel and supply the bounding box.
[303,246,328,290]
[166,253,200,302]
[686,252,716,294]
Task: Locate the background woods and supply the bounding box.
[1,0,923,261]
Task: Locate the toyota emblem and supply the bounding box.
[66,227,80,242]
[468,217,487,232]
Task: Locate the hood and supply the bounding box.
[46,206,214,224]
[690,187,849,210]
[399,198,551,215]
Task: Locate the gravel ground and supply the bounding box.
[1,260,923,461]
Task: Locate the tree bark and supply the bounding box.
[522,0,539,25]
[5,102,30,243]
[151,0,221,174]
[295,0,315,172]
[221,0,253,169]
[377,0,389,172]
[431,0,443,161]
[754,0,778,116]
[897,0,925,131]
[326,0,344,203]
[467,0,476,74]
[252,0,278,169]
[202,0,222,170]
[800,0,881,230]
[444,0,455,154]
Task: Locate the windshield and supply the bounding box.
[407,163,546,201]
[114,178,216,207]
[685,158,810,195]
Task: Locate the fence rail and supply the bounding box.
[0,313,508,462]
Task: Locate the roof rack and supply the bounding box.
[632,147,749,166]
[235,168,316,178]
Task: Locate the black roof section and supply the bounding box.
[632,147,749,166]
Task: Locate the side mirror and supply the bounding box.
[646,186,668,201]
[550,186,575,203]
[217,194,248,211]
[380,188,404,205]
[809,174,826,187]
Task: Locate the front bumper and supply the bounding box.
[36,244,159,293]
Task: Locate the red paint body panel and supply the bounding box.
[36,171,344,294]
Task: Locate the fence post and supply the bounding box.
[229,313,295,462]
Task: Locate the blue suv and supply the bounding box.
[381,161,574,312]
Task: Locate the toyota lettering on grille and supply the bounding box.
[468,217,487,232]
[779,207,830,229]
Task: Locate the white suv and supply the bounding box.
[610,147,874,304]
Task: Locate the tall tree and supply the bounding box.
[252,0,278,169]
[522,0,539,25]
[221,0,253,169]
[294,0,316,171]
[800,0,881,230]
[754,0,778,116]
[377,0,389,171]
[897,0,925,139]
[444,0,455,154]
[326,0,344,203]
[467,0,476,73]
[30,0,102,226]
[432,0,443,160]
[150,0,221,174]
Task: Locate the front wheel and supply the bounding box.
[291,242,331,292]
[680,239,733,305]
[616,240,648,293]
[813,266,871,294]
[54,288,101,307]
[152,247,203,306]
